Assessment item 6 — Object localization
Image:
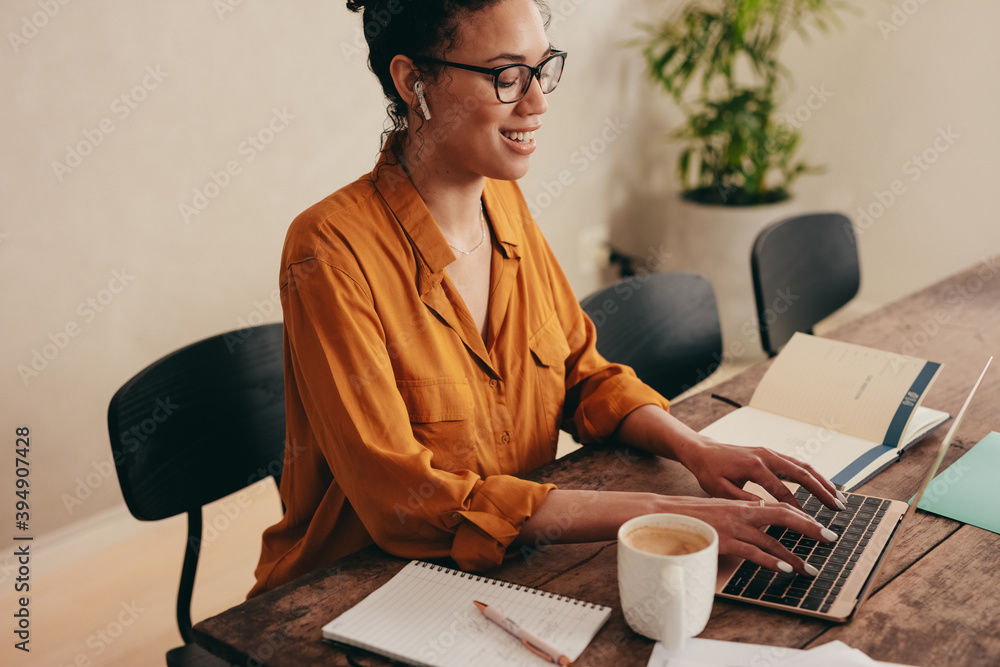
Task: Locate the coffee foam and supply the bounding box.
[624,525,710,556]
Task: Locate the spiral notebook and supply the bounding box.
[322,560,611,666]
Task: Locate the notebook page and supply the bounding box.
[750,333,940,446]
[699,406,896,488]
[322,561,611,667]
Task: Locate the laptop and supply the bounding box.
[715,358,992,622]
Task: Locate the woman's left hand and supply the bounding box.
[674,435,844,510]
[616,405,845,511]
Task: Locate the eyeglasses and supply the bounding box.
[412,51,567,104]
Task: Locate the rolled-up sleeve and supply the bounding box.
[565,316,671,443]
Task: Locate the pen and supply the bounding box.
[710,393,743,408]
[473,600,573,666]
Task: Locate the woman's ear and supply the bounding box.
[389,55,422,115]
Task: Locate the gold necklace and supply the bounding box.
[447,206,488,256]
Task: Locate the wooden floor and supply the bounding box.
[9,321,869,667]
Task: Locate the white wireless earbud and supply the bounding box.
[414,80,432,120]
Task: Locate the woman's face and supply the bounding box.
[417,0,552,183]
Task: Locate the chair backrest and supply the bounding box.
[107,322,286,643]
[751,212,860,356]
[580,271,723,400]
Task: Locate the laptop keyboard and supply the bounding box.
[722,487,891,614]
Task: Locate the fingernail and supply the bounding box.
[821,528,838,542]
[835,498,847,511]
[836,490,848,504]
[777,561,794,573]
[805,564,820,577]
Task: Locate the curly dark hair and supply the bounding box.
[346,0,550,142]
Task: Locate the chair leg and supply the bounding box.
[177,509,203,645]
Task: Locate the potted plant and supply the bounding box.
[637,0,847,358]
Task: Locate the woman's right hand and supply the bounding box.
[517,489,839,577]
[654,495,839,576]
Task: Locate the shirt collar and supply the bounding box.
[370,146,454,278]
[370,136,524,280]
[483,179,522,261]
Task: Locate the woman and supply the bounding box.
[249,0,844,597]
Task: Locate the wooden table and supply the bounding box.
[194,262,1000,666]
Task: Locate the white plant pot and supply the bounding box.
[662,196,800,361]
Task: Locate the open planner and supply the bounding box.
[700,333,948,491]
[322,560,611,666]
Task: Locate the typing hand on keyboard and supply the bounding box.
[672,438,846,516]
[654,492,840,577]
[616,424,847,577]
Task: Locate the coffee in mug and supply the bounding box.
[623,525,711,557]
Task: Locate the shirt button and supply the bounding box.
[501,432,510,444]
[489,379,498,389]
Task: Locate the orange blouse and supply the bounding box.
[249,150,670,597]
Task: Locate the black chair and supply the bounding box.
[751,212,860,356]
[580,271,723,400]
[107,323,286,667]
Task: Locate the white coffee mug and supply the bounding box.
[617,513,719,650]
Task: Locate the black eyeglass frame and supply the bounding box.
[411,51,567,104]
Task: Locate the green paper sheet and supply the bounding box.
[917,431,1000,534]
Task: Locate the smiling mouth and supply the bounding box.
[501,130,535,143]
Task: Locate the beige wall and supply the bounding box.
[3,0,998,544]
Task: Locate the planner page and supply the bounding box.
[749,333,941,446]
